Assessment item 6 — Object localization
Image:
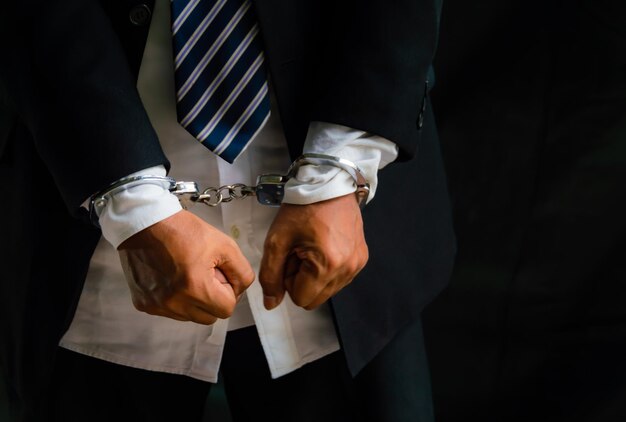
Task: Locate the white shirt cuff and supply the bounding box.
[97,165,183,249]
[282,121,399,205]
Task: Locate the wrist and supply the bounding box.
[94,176,183,249]
[282,153,370,206]
[281,122,398,206]
[90,175,177,226]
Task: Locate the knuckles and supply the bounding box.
[263,232,285,254]
[325,244,369,276]
[131,294,168,315]
[133,298,162,316]
[131,296,149,313]
[290,294,310,308]
[242,267,256,286]
[214,299,237,319]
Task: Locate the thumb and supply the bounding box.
[217,244,255,297]
[259,239,288,310]
[214,267,228,284]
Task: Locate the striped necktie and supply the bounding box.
[171,0,271,163]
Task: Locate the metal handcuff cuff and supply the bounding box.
[89,153,370,226]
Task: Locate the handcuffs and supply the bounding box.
[89,153,370,226]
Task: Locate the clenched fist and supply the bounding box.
[259,193,368,310]
[118,210,255,324]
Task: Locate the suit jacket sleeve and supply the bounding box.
[309,0,440,161]
[0,0,168,213]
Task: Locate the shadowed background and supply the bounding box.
[425,0,626,421]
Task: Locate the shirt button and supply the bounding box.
[230,225,240,240]
[129,4,151,26]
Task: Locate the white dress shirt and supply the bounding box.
[60,0,397,382]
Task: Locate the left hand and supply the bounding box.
[259,193,369,310]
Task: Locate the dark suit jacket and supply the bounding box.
[0,0,455,419]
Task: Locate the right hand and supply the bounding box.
[117,210,255,325]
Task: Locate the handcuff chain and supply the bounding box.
[188,183,257,207]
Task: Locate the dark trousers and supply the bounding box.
[50,319,432,422]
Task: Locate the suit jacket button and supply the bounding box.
[129,4,152,26]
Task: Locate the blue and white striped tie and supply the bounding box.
[171,0,271,163]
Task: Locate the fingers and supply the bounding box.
[132,294,220,325]
[216,267,243,302]
[133,300,188,322]
[214,268,229,284]
[152,305,219,325]
[178,267,238,319]
[132,266,238,323]
[182,306,219,325]
[259,233,288,310]
[284,247,364,309]
[166,301,220,325]
[120,212,257,324]
[203,276,238,318]
[283,253,301,295]
[302,276,355,310]
[166,276,235,323]
[288,261,353,310]
[155,285,233,324]
[218,241,256,297]
[259,194,369,311]
[289,258,327,308]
